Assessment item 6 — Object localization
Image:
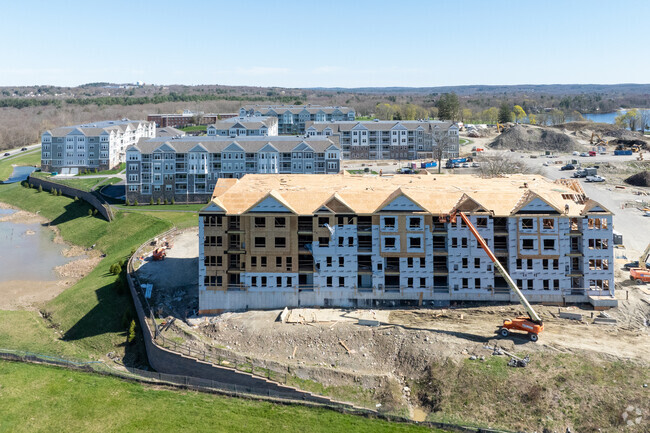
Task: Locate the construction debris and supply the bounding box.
[559,310,583,321]
[593,317,617,326]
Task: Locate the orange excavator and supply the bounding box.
[450,211,544,341]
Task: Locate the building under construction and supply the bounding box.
[198,173,614,313]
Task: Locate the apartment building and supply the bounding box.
[198,173,614,313]
[41,119,155,174]
[239,105,355,134]
[125,136,341,204]
[305,120,459,160]
[147,110,238,128]
[207,116,278,137]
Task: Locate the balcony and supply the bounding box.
[298,217,313,232]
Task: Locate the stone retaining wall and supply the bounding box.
[27,175,113,221]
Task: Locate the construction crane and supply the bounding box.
[450,211,544,341]
[637,243,650,270]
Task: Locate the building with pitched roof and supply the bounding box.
[41,119,155,174]
[206,116,278,137]
[306,120,459,160]
[239,105,355,134]
[198,173,614,312]
[147,110,238,128]
[125,136,341,203]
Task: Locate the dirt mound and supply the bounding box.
[552,121,619,134]
[489,124,579,151]
[610,138,648,149]
[625,171,650,187]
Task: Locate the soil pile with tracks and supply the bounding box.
[625,171,650,187]
[489,124,580,152]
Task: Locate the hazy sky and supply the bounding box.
[2,0,648,87]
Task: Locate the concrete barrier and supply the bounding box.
[27,175,113,221]
[558,311,583,321]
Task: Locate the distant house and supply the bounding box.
[206,116,278,137]
[239,105,355,134]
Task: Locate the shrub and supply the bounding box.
[127,320,136,343]
[134,200,138,206]
[125,199,130,206]
[156,198,161,205]
[150,197,154,205]
[88,209,93,216]
[109,263,122,275]
[74,196,79,201]
[38,185,43,192]
[171,198,175,205]
[121,309,133,329]
[29,183,33,189]
[57,189,62,196]
[164,199,168,205]
[92,209,98,216]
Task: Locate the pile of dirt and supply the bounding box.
[552,121,620,134]
[625,171,650,187]
[610,138,648,149]
[489,124,579,151]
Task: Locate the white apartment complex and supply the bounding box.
[41,119,155,174]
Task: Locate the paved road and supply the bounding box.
[0,144,41,161]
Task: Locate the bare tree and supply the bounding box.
[477,154,542,177]
[432,133,454,174]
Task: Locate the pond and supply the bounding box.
[2,166,37,184]
[0,208,72,282]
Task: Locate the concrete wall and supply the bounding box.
[27,175,113,222]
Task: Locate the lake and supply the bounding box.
[582,109,650,125]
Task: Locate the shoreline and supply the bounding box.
[0,200,103,310]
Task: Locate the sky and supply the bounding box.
[1,0,649,88]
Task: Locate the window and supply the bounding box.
[254,217,265,228]
[204,276,216,287]
[407,278,413,288]
[286,257,292,271]
[522,239,535,250]
[204,236,216,247]
[420,278,426,288]
[527,279,534,290]
[527,259,534,270]
[475,278,481,289]
[276,257,282,267]
[326,276,333,287]
[420,258,426,268]
[408,237,421,249]
[542,219,554,229]
[384,217,396,229]
[338,257,344,267]
[461,238,468,248]
[348,237,354,247]
[476,217,487,228]
[462,278,469,289]
[318,217,329,227]
[326,257,332,267]
[276,277,282,286]
[554,280,560,290]
[517,279,523,289]
[516,259,522,270]
[338,277,345,287]
[255,237,266,248]
[251,276,257,286]
[462,258,468,269]
[451,237,458,248]
[338,237,344,247]
[407,257,414,268]
[274,217,286,228]
[260,257,267,267]
[521,218,533,229]
[275,237,286,248]
[384,237,396,249]
[543,259,549,270]
[553,259,559,270]
[217,256,222,267]
[543,280,550,290]
[474,258,480,269]
[543,239,555,250]
[408,217,421,229]
[204,256,216,266]
[319,237,329,247]
[261,277,267,287]
[251,256,257,267]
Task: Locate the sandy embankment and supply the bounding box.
[0,201,103,310]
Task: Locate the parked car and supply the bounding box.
[560,164,575,171]
[580,152,589,157]
[572,151,580,156]
[453,163,461,168]
[542,162,549,166]
[461,162,470,168]
[471,162,480,167]
[20,147,27,151]
[586,175,605,182]
[3,152,9,156]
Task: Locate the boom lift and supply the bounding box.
[451,211,544,341]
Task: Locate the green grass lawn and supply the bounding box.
[0,150,41,181]
[355,116,376,121]
[179,125,207,133]
[347,169,379,175]
[30,173,120,192]
[76,163,125,176]
[0,361,439,433]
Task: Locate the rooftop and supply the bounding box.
[207,173,606,217]
[44,119,151,137]
[306,120,457,132]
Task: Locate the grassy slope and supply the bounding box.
[0,361,438,433]
[0,149,41,181]
[76,162,125,176]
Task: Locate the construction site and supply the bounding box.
[130,120,649,432]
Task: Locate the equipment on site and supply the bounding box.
[448,211,544,341]
[153,247,166,261]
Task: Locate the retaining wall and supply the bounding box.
[27,175,113,221]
